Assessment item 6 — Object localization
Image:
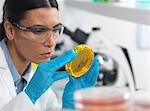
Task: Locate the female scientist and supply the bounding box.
[0,0,100,110]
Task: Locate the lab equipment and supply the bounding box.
[65,44,94,78]
[63,26,89,44]
[62,56,100,109]
[87,27,136,92]
[56,25,136,92]
[95,46,135,92]
[74,87,130,111]
[130,91,150,111]
[25,50,77,104]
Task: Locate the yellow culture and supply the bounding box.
[65,44,94,78]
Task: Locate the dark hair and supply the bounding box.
[0,0,59,41]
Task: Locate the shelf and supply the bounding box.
[65,0,150,26]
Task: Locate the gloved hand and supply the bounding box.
[25,50,77,104]
[62,56,100,109]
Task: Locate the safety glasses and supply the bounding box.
[11,22,64,41]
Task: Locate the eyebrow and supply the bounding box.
[30,23,63,28]
[53,23,63,28]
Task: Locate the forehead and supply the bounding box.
[20,7,60,27]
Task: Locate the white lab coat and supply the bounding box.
[0,47,61,111]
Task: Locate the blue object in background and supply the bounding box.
[91,0,111,3]
[137,0,150,9]
[136,0,150,50]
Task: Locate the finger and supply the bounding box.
[53,71,69,81]
[85,56,98,80]
[69,76,76,82]
[86,56,100,85]
[90,57,100,85]
[40,50,77,72]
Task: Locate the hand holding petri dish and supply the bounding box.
[65,44,94,78]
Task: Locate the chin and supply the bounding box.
[33,58,51,64]
[42,58,51,62]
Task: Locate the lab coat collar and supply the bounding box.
[0,47,16,97]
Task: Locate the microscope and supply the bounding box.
[55,26,136,92]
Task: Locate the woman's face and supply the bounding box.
[12,7,61,64]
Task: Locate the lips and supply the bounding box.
[41,52,53,58]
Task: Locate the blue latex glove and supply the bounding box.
[25,50,77,104]
[62,56,100,109]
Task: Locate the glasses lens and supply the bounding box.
[53,25,64,34]
[52,25,64,39]
[30,26,48,34]
[11,22,64,41]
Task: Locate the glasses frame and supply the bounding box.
[11,22,64,38]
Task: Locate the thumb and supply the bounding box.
[69,76,76,82]
[53,71,69,81]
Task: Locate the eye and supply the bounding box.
[53,27,63,34]
[52,24,64,34]
[52,28,60,34]
[31,27,47,34]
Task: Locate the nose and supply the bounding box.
[44,35,56,48]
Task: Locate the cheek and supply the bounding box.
[14,33,53,63]
[14,35,41,60]
[16,40,37,56]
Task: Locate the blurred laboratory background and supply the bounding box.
[55,0,150,92]
[0,0,150,107]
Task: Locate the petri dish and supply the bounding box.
[74,87,130,111]
[65,44,94,78]
[130,90,150,111]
